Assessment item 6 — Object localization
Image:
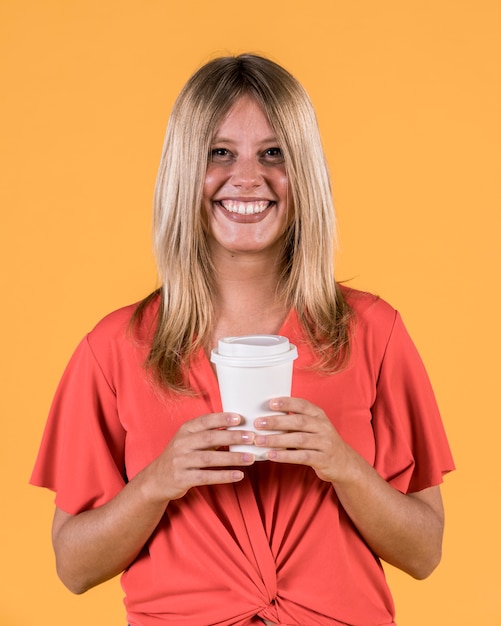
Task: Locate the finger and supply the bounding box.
[187,449,256,469]
[269,396,324,417]
[186,467,247,486]
[156,446,255,500]
[182,412,243,435]
[264,448,323,466]
[190,428,256,451]
[254,412,319,433]
[254,431,323,451]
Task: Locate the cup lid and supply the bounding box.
[218,335,290,356]
[211,334,298,367]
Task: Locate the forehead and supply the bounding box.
[212,95,275,138]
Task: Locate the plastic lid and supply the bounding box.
[211,334,298,367]
[218,335,290,356]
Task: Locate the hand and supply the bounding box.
[254,398,446,580]
[50,414,256,594]
[143,412,256,504]
[253,397,354,484]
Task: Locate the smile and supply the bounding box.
[218,200,273,215]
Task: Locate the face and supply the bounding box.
[203,95,292,258]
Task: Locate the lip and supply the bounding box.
[213,199,275,223]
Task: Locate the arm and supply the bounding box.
[254,397,445,579]
[52,412,255,594]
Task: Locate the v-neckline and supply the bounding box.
[196,308,297,414]
[204,308,296,367]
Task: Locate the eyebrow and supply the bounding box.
[210,135,280,145]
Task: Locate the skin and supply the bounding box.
[52,96,445,597]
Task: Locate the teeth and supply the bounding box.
[220,200,270,215]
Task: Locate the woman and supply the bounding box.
[31,54,454,626]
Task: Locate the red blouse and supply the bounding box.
[31,287,454,625]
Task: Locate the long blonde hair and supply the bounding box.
[135,53,351,392]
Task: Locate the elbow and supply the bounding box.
[55,560,93,595]
[54,544,121,594]
[408,547,442,580]
[57,576,87,595]
[54,548,98,595]
[52,509,94,594]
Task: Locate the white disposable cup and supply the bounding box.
[210,335,298,460]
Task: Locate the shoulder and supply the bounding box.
[339,285,428,373]
[339,284,397,331]
[337,284,405,365]
[86,292,160,355]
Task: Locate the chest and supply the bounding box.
[116,342,379,480]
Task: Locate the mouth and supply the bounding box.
[216,200,274,215]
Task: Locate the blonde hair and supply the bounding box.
[135,53,351,392]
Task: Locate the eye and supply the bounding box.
[262,147,285,163]
[209,148,233,162]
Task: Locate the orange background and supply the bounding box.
[1,1,500,624]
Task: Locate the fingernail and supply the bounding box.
[270,399,282,409]
[241,453,254,462]
[227,414,241,424]
[255,418,268,428]
[241,432,254,443]
[232,470,244,480]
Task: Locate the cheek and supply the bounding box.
[202,174,213,202]
[203,165,225,200]
[275,171,290,198]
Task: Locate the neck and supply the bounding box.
[210,248,288,346]
[212,241,282,293]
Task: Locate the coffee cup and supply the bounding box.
[210,334,298,460]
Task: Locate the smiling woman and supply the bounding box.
[147,54,350,391]
[30,54,454,626]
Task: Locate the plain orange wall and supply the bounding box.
[1,1,500,624]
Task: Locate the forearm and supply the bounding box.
[52,463,169,594]
[333,445,444,579]
[52,412,254,594]
[255,397,446,579]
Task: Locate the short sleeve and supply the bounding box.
[30,335,127,514]
[371,312,455,493]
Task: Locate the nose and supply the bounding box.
[230,156,263,188]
